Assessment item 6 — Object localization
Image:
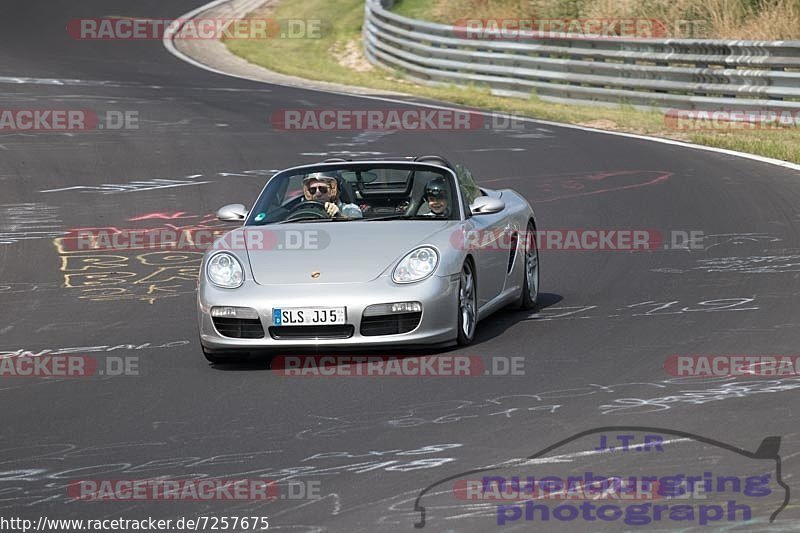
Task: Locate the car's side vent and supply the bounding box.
[212,317,265,339]
[507,231,519,273]
[360,312,422,336]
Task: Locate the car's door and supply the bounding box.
[456,165,509,307]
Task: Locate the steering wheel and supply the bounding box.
[285,201,329,221]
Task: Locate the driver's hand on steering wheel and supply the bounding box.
[324,202,340,217]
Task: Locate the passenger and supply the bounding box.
[417,177,451,217]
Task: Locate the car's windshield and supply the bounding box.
[245,163,460,224]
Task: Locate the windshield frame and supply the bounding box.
[243,161,465,225]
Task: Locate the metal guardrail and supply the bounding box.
[363,0,800,112]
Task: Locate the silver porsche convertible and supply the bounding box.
[197,156,539,362]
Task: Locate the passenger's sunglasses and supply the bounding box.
[308,186,329,194]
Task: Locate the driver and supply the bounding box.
[302,172,363,218]
[417,177,451,217]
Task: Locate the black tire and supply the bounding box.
[456,260,478,346]
[517,221,539,310]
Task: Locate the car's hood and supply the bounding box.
[243,221,454,285]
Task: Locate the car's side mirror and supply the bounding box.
[469,196,504,215]
[216,204,248,221]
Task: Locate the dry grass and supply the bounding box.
[394,0,800,38]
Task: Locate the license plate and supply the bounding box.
[272,307,346,326]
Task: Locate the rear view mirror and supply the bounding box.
[216,204,248,221]
[470,196,504,215]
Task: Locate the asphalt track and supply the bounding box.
[2,1,800,531]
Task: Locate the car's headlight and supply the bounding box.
[392,247,439,283]
[206,252,244,288]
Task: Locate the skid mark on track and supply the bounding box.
[483,170,671,203]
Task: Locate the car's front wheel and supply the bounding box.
[456,260,477,346]
[517,221,539,310]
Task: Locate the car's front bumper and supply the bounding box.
[198,273,460,350]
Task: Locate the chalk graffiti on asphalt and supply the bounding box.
[39,169,277,194]
[0,442,461,509]
[0,202,67,244]
[52,211,233,304]
[291,376,800,439]
[0,340,189,359]
[524,297,758,322]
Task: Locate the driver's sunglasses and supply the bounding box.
[428,191,446,199]
[308,185,329,194]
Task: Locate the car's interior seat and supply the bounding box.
[405,171,444,216]
[336,177,357,204]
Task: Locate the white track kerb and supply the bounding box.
[163,0,800,173]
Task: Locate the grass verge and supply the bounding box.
[225,0,800,165]
[393,0,800,40]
